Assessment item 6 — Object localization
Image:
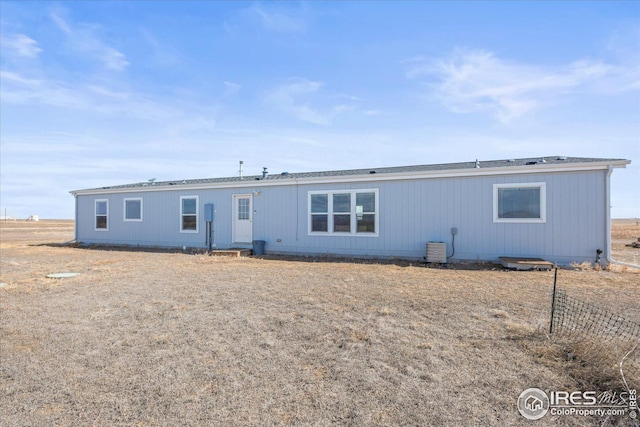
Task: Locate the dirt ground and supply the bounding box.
[1,220,638,426]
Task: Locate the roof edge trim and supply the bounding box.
[70,159,630,196]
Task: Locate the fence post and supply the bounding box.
[549,267,558,334]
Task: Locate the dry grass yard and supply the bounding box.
[1,220,638,426]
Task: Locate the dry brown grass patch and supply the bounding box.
[550,335,639,392]
[1,220,639,426]
[611,219,640,240]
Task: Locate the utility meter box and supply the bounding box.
[204,203,214,222]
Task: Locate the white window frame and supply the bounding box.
[123,198,143,222]
[308,189,379,237]
[94,199,109,231]
[493,182,546,223]
[180,195,199,233]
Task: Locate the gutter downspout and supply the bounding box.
[605,165,612,264]
[605,165,640,269]
[73,193,79,243]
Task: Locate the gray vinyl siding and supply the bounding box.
[75,169,607,264]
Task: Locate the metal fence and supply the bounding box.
[551,289,640,343]
[549,270,640,390]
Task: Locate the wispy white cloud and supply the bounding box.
[248,4,308,33]
[0,70,42,86]
[1,34,42,58]
[139,29,180,67]
[100,48,128,71]
[266,79,363,125]
[166,115,218,140]
[50,10,72,34]
[0,70,180,120]
[49,10,129,71]
[223,81,241,96]
[86,85,130,100]
[1,10,222,133]
[333,104,355,114]
[224,3,310,35]
[267,79,331,125]
[407,49,638,123]
[593,28,640,93]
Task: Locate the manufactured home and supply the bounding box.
[70,156,630,265]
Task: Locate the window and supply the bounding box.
[356,192,376,232]
[333,193,351,232]
[493,183,546,223]
[310,194,328,232]
[124,198,143,221]
[309,190,378,236]
[180,196,199,232]
[237,198,250,220]
[95,199,108,231]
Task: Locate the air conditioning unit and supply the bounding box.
[426,242,447,263]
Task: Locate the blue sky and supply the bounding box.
[1,1,638,219]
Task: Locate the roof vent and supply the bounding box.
[526,161,538,165]
[540,157,546,163]
[557,156,567,161]
[474,159,480,168]
[507,159,515,162]
[369,170,376,174]
[281,172,289,176]
[262,167,268,179]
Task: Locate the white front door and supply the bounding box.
[233,194,253,243]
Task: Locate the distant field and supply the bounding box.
[0,220,638,426]
[611,218,639,238]
[611,218,640,265]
